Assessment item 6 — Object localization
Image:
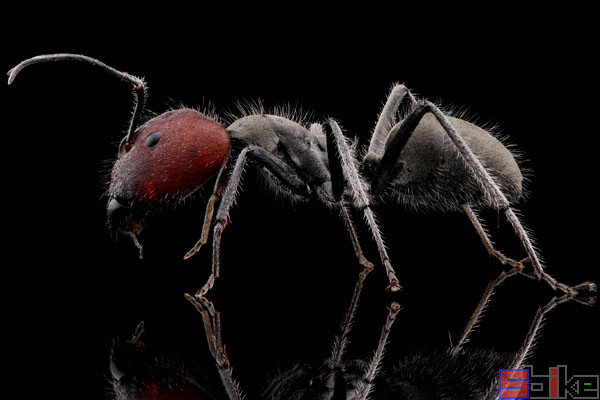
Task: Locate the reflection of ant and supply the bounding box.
[384,268,596,400]
[110,321,218,400]
[108,263,594,400]
[183,264,594,400]
[8,54,596,297]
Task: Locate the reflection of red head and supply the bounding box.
[110,325,218,400]
[139,379,217,400]
[113,378,217,400]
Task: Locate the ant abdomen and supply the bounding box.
[382,113,524,211]
[261,360,369,400]
[261,349,510,400]
[381,349,511,400]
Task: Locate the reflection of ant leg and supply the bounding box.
[352,302,403,400]
[450,265,524,356]
[484,294,596,400]
[510,294,596,370]
[324,204,401,400]
[327,230,373,367]
[185,294,244,400]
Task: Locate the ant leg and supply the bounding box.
[362,84,417,177]
[323,120,375,271]
[485,294,596,400]
[424,102,596,295]
[325,119,401,291]
[339,206,375,271]
[462,204,528,268]
[195,146,311,297]
[185,294,244,400]
[328,239,373,366]
[372,101,596,295]
[184,163,232,260]
[450,266,523,356]
[352,302,403,400]
[510,294,596,370]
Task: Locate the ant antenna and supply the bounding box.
[7,53,146,144]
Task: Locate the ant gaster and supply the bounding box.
[7,54,596,297]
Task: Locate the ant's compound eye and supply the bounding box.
[145,131,162,147]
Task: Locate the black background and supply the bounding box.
[3,7,599,399]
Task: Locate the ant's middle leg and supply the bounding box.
[352,302,403,400]
[327,242,373,367]
[324,119,401,291]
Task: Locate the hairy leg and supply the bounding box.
[371,98,595,295]
[194,145,311,297]
[325,119,401,291]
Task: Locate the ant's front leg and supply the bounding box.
[191,145,311,297]
[184,162,232,260]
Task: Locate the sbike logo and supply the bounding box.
[500,366,599,399]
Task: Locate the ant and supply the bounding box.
[108,262,593,400]
[7,53,596,297]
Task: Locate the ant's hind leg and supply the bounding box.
[486,294,596,400]
[510,294,596,370]
[423,102,596,295]
[462,204,529,269]
[362,84,417,175]
[372,100,596,295]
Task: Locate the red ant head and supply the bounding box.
[107,108,231,234]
